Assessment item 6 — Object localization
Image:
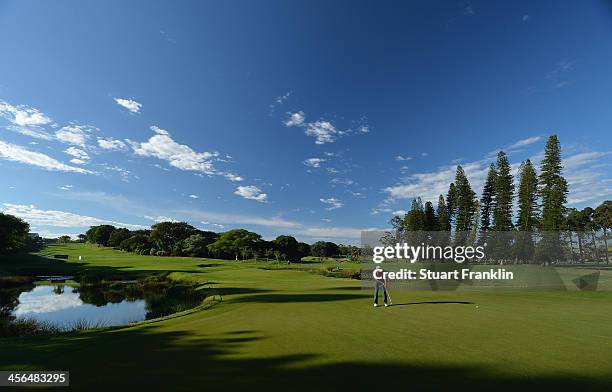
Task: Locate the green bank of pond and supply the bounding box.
[0,276,209,336]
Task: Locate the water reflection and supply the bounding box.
[1,279,205,331]
[12,285,146,327]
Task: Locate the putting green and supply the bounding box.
[1,244,611,391]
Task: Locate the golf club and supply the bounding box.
[384,283,393,305]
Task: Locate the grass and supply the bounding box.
[1,243,612,391]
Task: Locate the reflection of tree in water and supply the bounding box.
[75,281,205,319]
[0,283,35,317]
[53,285,65,295]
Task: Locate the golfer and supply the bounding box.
[373,266,389,307]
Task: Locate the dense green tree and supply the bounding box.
[311,241,339,258]
[297,242,311,259]
[537,135,568,262]
[454,165,476,232]
[0,213,29,253]
[480,163,497,232]
[539,135,568,231]
[107,228,132,248]
[593,200,611,264]
[57,235,71,244]
[86,225,116,246]
[423,201,438,231]
[150,222,198,254]
[493,151,514,231]
[118,234,152,254]
[437,195,450,231]
[180,233,218,257]
[272,235,300,261]
[207,229,262,260]
[515,159,539,261]
[516,159,538,231]
[446,183,457,228]
[404,197,425,231]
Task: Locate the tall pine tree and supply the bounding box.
[454,165,477,232]
[492,151,514,231]
[480,163,497,232]
[539,135,568,231]
[423,201,438,231]
[437,195,450,231]
[517,159,538,231]
[446,183,457,229]
[537,135,569,262]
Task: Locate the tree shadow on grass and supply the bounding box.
[230,293,376,304]
[0,253,206,282]
[1,326,610,391]
[391,301,475,306]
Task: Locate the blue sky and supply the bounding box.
[0,0,611,243]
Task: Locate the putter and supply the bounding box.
[384,283,393,305]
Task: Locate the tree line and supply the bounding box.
[0,213,45,254]
[82,222,361,262]
[387,135,611,263]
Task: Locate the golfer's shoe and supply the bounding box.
[384,303,389,307]
[373,303,378,307]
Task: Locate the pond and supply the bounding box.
[1,278,207,333]
[12,285,147,327]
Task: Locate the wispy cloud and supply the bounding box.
[234,185,267,202]
[269,91,292,114]
[0,100,52,127]
[284,111,369,145]
[509,135,542,149]
[114,97,142,114]
[128,126,219,175]
[64,147,90,165]
[320,197,343,210]
[98,137,127,151]
[395,155,412,161]
[303,157,325,168]
[55,124,97,147]
[1,203,145,229]
[0,140,92,174]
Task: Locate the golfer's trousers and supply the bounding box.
[374,281,388,304]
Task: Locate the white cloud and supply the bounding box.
[114,97,142,114]
[392,210,407,216]
[522,14,530,22]
[221,172,244,182]
[64,147,90,164]
[98,138,127,151]
[189,194,199,199]
[234,185,267,202]
[285,111,305,127]
[173,209,300,229]
[55,125,96,147]
[59,185,73,191]
[0,101,52,127]
[421,152,429,157]
[0,140,92,174]
[320,197,343,210]
[395,155,412,161]
[358,125,370,134]
[509,136,542,149]
[128,128,219,175]
[5,125,53,140]
[303,158,325,168]
[144,215,178,223]
[305,121,339,144]
[1,203,145,230]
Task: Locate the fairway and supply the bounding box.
[2,244,612,391]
